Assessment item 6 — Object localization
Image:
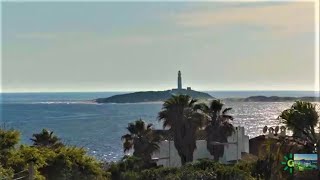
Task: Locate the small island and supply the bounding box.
[94,71,320,103]
[95,71,213,103]
[223,96,320,102]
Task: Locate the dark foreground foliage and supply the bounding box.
[107,157,255,180]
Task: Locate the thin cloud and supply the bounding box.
[176,2,316,36]
[15,32,57,40]
[13,31,180,45]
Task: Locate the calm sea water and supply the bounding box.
[1,91,319,161]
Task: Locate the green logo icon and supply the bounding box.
[281,153,294,174]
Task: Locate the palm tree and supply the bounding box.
[279,101,318,142]
[158,95,207,165]
[196,99,234,161]
[121,119,161,165]
[31,129,63,148]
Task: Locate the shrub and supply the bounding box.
[0,164,13,179]
[140,167,179,180]
[0,128,108,180]
[107,158,255,180]
[39,147,106,180]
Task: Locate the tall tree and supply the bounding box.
[196,99,234,161]
[279,101,318,142]
[31,129,63,148]
[158,95,207,165]
[121,119,160,166]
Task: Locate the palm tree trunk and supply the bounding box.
[213,154,219,162]
[186,150,193,163]
[180,155,187,166]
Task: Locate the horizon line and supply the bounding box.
[1,89,320,94]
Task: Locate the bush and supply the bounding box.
[140,167,179,179]
[121,171,140,180]
[39,147,106,180]
[0,163,13,179]
[107,158,255,180]
[0,128,108,180]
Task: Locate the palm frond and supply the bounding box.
[194,103,210,113]
[189,98,198,106]
[222,107,232,114]
[121,134,133,141]
[147,123,153,130]
[210,99,223,112]
[221,115,234,121]
[123,141,133,152]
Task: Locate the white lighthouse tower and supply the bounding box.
[178,71,182,90]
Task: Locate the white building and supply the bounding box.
[152,126,249,167]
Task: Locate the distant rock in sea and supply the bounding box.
[94,89,213,103]
[223,96,320,102]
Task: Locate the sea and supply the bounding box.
[1,91,319,162]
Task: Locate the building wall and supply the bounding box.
[221,127,249,163]
[221,127,240,163]
[193,140,214,161]
[153,140,181,167]
[153,140,214,167]
[244,135,249,153]
[153,126,249,167]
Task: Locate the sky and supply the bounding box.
[1,1,318,92]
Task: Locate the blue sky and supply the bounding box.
[1,1,317,92]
